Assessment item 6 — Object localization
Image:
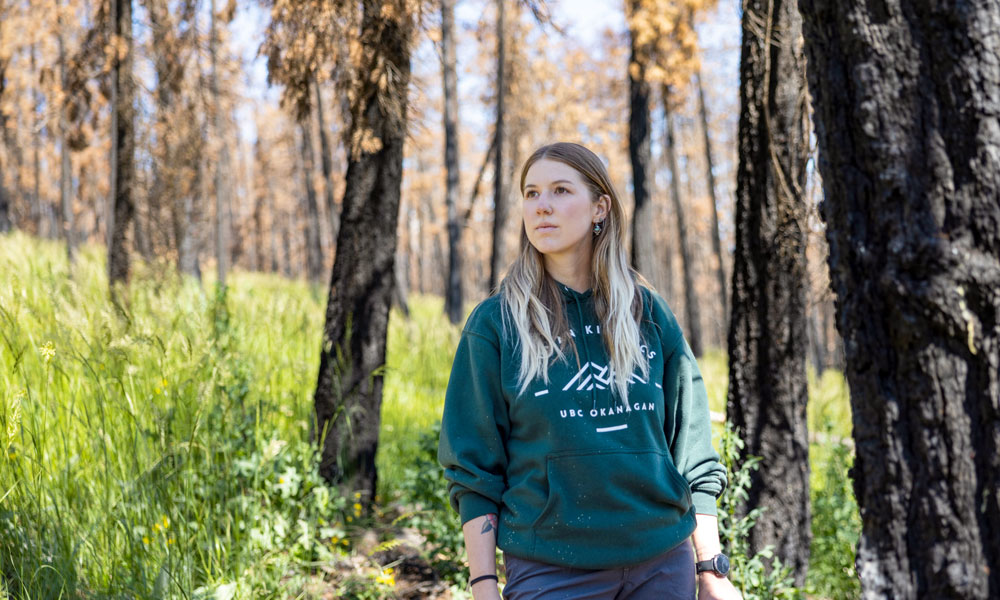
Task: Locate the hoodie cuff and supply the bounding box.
[459,492,501,524]
[692,491,719,517]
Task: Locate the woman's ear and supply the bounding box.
[595,194,611,222]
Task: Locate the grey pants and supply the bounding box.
[502,540,696,600]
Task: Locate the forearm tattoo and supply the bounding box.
[481,513,498,538]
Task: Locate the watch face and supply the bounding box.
[714,554,730,576]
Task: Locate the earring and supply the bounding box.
[593,222,603,235]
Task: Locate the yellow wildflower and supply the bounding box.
[375,568,395,587]
[161,515,169,529]
[279,477,285,484]
[153,523,161,533]
[154,387,161,395]
[167,537,175,545]
[143,536,150,545]
[38,342,55,362]
[353,502,362,517]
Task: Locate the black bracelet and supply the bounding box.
[469,574,499,588]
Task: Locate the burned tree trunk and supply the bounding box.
[696,68,728,327]
[314,0,414,506]
[727,0,811,585]
[299,121,324,283]
[488,0,508,293]
[799,0,1000,597]
[662,95,702,356]
[441,0,463,324]
[627,1,658,287]
[108,0,136,287]
[0,49,10,233]
[313,77,340,253]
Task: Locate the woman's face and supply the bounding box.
[522,159,608,260]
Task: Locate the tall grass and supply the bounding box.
[1,233,340,597]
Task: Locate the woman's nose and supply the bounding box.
[536,194,553,214]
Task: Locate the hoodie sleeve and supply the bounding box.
[437,314,511,524]
[663,333,727,516]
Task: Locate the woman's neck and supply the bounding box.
[544,252,591,293]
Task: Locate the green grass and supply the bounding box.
[0,231,859,599]
[0,233,339,597]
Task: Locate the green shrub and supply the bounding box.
[805,440,860,600]
[393,421,468,587]
[717,422,801,600]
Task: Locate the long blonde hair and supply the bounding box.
[500,142,650,402]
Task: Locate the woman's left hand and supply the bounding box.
[697,573,743,600]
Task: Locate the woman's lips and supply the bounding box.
[535,224,558,232]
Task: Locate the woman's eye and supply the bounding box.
[525,191,537,198]
[555,187,569,194]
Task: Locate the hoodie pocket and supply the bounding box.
[531,449,693,552]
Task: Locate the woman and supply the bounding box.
[438,142,740,600]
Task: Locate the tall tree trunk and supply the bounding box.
[252,139,266,272]
[209,0,230,287]
[696,68,728,329]
[488,0,508,293]
[108,0,135,287]
[30,44,43,237]
[176,117,201,281]
[312,77,339,255]
[799,0,1000,597]
[441,0,463,324]
[663,94,702,357]
[57,8,75,261]
[267,178,279,273]
[281,214,291,277]
[1,46,12,232]
[627,5,658,287]
[314,0,414,505]
[299,120,324,282]
[727,0,810,585]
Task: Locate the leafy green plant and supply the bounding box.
[717,422,800,600]
[806,440,860,600]
[394,421,468,587]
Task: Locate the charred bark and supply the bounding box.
[799,0,1000,597]
[108,0,136,288]
[727,0,811,585]
[314,0,414,506]
[627,4,658,287]
[488,0,508,293]
[441,0,463,324]
[313,77,340,254]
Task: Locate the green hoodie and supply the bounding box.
[438,284,726,570]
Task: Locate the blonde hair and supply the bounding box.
[500,142,650,402]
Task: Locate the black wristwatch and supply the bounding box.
[695,553,730,577]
